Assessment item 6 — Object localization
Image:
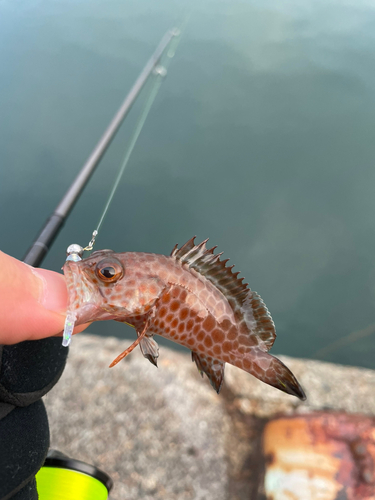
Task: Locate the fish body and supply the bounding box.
[64,237,306,400]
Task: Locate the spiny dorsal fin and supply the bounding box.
[171,237,276,351]
[171,236,249,305]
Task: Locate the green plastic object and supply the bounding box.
[36,450,113,500]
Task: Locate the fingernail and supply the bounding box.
[30,267,68,313]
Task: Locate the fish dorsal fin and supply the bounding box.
[171,236,249,305]
[171,237,276,351]
[241,291,276,350]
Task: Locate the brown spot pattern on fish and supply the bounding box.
[63,237,306,400]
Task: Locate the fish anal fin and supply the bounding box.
[140,335,159,367]
[192,351,225,393]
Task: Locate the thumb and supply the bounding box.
[0,251,69,344]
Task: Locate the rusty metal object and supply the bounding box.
[262,412,375,500]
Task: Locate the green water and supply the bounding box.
[1,0,375,368]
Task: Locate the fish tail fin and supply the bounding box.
[241,348,306,400]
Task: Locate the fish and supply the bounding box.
[63,237,306,400]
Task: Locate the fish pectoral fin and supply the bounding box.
[191,352,225,394]
[109,317,150,368]
[140,336,159,367]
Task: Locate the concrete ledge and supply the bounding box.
[44,334,375,499]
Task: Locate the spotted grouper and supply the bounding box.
[63,237,306,400]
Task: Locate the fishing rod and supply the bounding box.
[23,28,179,268]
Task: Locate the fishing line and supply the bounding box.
[62,23,186,347]
[23,28,180,267]
[83,27,184,253]
[313,321,375,359]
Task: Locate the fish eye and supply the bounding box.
[101,267,116,278]
[95,258,124,283]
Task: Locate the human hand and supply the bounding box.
[0,251,88,344]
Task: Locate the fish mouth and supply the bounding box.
[63,259,127,325]
[63,260,101,325]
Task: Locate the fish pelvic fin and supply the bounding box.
[241,347,306,401]
[171,238,275,351]
[192,351,225,393]
[140,335,159,367]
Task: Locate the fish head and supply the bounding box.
[63,249,166,325]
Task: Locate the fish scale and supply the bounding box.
[63,237,306,400]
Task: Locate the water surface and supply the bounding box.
[1,0,375,368]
